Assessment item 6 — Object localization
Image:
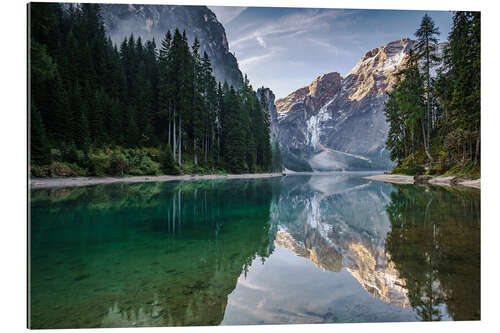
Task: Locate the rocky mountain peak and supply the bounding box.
[275,72,342,115]
[272,39,424,171]
[346,38,415,101]
[99,3,243,88]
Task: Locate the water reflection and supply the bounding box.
[29,174,480,328]
[260,175,480,321]
[30,179,278,328]
[268,175,411,308]
[385,185,480,321]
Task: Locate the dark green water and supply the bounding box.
[29,174,480,328]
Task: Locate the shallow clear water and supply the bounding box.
[29,173,480,328]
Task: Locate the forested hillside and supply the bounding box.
[29,3,277,177]
[384,12,480,178]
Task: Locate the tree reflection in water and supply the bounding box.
[30,176,481,328]
[30,179,280,328]
[385,184,480,321]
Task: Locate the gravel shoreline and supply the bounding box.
[30,173,283,189]
[364,174,480,189]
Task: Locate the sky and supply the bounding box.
[208,6,454,99]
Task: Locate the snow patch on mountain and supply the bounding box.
[306,97,335,150]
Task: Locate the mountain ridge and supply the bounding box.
[273,38,422,171]
[99,3,244,88]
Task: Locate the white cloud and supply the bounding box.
[229,8,355,50]
[238,53,275,67]
[304,37,355,56]
[256,36,266,48]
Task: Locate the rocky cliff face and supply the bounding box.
[257,87,279,137]
[100,3,243,88]
[275,38,417,171]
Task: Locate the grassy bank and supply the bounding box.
[30,146,269,178]
[391,149,480,180]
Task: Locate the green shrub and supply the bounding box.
[140,147,162,162]
[160,145,180,175]
[30,164,50,177]
[128,168,142,176]
[88,151,110,176]
[127,152,161,176]
[443,162,480,179]
[393,155,425,175]
[108,153,129,176]
[44,162,85,177]
[427,161,451,175]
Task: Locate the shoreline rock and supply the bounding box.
[364,174,480,189]
[30,173,283,190]
[413,175,433,184]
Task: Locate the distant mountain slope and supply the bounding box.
[274,39,423,171]
[100,3,243,88]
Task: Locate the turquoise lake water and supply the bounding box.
[29,173,480,328]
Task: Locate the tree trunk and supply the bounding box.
[168,117,171,147]
[201,135,204,165]
[173,112,177,162]
[217,130,220,164]
[469,133,473,162]
[194,138,198,166]
[426,39,431,149]
[421,118,433,163]
[411,128,415,160]
[205,135,208,163]
[474,126,480,165]
[178,118,182,166]
[427,90,431,148]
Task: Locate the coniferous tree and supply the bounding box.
[30,100,51,165]
[29,2,275,176]
[223,87,247,173]
[271,137,283,172]
[438,12,480,165]
[87,88,106,145]
[158,30,172,144]
[70,83,90,150]
[201,52,218,166]
[125,106,140,148]
[191,38,204,166]
[51,71,73,144]
[161,144,179,175]
[384,50,425,165]
[384,12,480,176]
[414,14,441,162]
[240,75,257,171]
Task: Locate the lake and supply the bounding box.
[29,173,480,328]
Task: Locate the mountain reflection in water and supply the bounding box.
[270,175,411,308]
[29,174,480,328]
